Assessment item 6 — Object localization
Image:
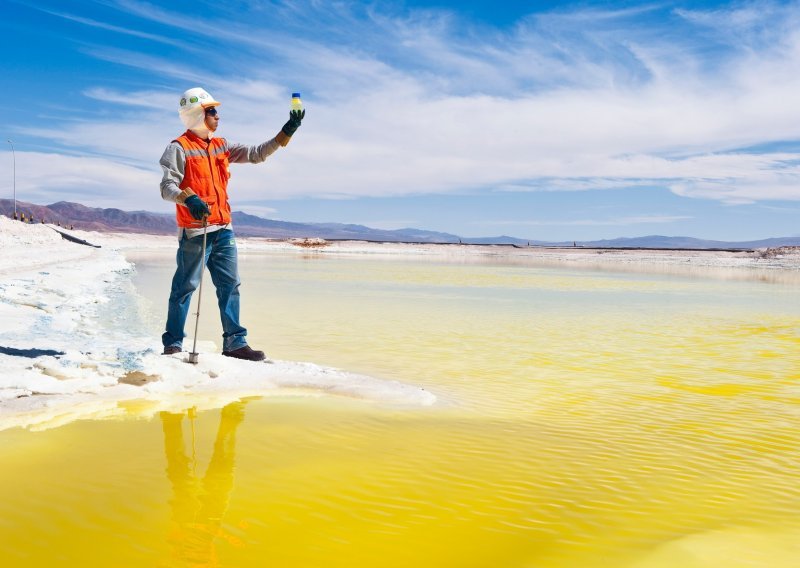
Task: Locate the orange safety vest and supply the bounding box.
[173,130,232,228]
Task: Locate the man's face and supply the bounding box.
[204,106,220,132]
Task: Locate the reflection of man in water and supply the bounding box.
[159,401,247,567]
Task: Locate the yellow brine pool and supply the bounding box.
[1,251,799,567]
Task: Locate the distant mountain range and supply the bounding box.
[2,199,799,250]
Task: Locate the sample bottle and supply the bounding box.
[291,92,303,112]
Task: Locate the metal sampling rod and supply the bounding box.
[188,217,209,364]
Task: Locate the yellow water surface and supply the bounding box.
[1,251,799,567]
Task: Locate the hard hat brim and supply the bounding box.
[201,101,221,109]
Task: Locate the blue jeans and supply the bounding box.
[162,228,248,352]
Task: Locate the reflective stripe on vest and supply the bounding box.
[173,131,232,228]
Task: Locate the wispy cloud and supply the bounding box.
[13,0,800,214]
[31,5,178,45]
[1,151,157,209]
[78,46,207,84]
[82,88,176,110]
[236,205,278,218]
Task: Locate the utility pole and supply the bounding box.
[6,140,15,217]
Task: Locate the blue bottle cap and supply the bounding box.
[292,92,301,98]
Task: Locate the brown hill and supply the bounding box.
[0,199,466,242]
[0,200,174,234]
[5,199,797,248]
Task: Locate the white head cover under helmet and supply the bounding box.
[178,87,221,132]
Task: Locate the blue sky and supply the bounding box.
[3,0,800,241]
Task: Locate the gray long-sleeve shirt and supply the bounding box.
[159,135,282,238]
[159,136,282,203]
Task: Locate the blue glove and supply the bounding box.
[185,195,210,220]
[281,109,305,137]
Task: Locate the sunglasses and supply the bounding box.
[205,107,219,116]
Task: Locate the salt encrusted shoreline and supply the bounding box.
[89,229,800,272]
[0,218,437,431]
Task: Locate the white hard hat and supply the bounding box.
[179,87,220,112]
[178,87,220,130]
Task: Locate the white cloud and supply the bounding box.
[32,6,178,45]
[14,0,800,212]
[2,150,159,210]
[236,205,278,217]
[82,88,176,110]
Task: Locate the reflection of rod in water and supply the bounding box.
[159,401,248,567]
[189,406,197,477]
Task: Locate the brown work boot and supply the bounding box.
[222,345,266,362]
[163,345,182,355]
